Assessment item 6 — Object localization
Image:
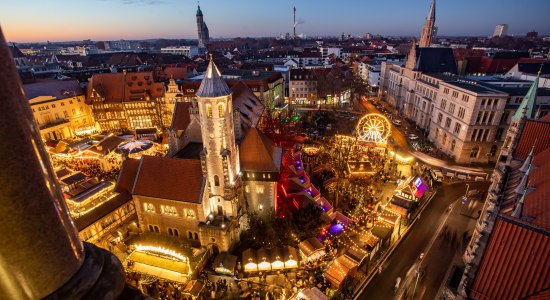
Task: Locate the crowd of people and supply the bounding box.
[52,156,120,182]
[125,272,194,300]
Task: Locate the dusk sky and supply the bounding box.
[1,0,549,42]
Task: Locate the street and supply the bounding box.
[355,181,488,300]
[358,99,412,153]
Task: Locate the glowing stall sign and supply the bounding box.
[412,177,428,198]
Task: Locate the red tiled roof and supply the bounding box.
[239,127,281,172]
[115,158,141,194]
[171,102,192,130]
[132,156,204,203]
[521,147,550,230]
[231,81,264,130]
[87,72,164,104]
[514,118,550,160]
[470,217,550,300]
[156,66,187,81]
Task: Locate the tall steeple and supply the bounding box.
[196,56,240,218]
[196,3,209,48]
[419,0,436,47]
[197,55,232,98]
[512,69,540,122]
[500,68,541,162]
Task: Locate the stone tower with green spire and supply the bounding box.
[500,69,540,163]
[196,3,209,48]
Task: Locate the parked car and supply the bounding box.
[429,169,444,183]
[392,119,402,126]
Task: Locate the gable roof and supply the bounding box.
[24,79,83,100]
[86,136,125,155]
[115,158,141,194]
[171,102,192,131]
[87,71,164,103]
[9,44,25,58]
[415,47,457,74]
[231,81,264,131]
[132,156,205,203]
[73,192,132,231]
[470,217,550,300]
[239,127,282,172]
[514,118,550,160]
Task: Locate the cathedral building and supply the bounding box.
[458,72,550,299]
[196,5,210,48]
[117,58,281,252]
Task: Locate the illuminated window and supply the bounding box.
[161,205,177,216]
[214,175,220,186]
[218,103,224,116]
[256,185,264,194]
[144,203,155,213]
[184,209,196,219]
[206,104,212,118]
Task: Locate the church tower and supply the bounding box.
[458,70,540,297]
[196,56,240,218]
[500,70,540,163]
[196,4,209,48]
[419,0,436,47]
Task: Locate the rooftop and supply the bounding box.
[128,155,205,203]
[24,79,83,100]
[239,127,282,173]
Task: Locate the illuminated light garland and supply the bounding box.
[356,114,391,144]
[135,244,187,262]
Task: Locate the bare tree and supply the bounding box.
[259,108,301,147]
[328,135,357,210]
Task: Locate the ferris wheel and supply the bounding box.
[356,113,392,144]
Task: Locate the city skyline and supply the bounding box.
[1,0,550,43]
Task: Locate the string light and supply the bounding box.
[135,244,187,262]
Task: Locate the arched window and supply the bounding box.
[470,146,480,158]
[214,175,220,186]
[450,139,456,152]
[188,231,193,239]
[194,233,199,240]
[206,104,212,118]
[148,225,154,232]
[168,228,173,235]
[442,133,447,145]
[218,103,224,116]
[174,229,179,237]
